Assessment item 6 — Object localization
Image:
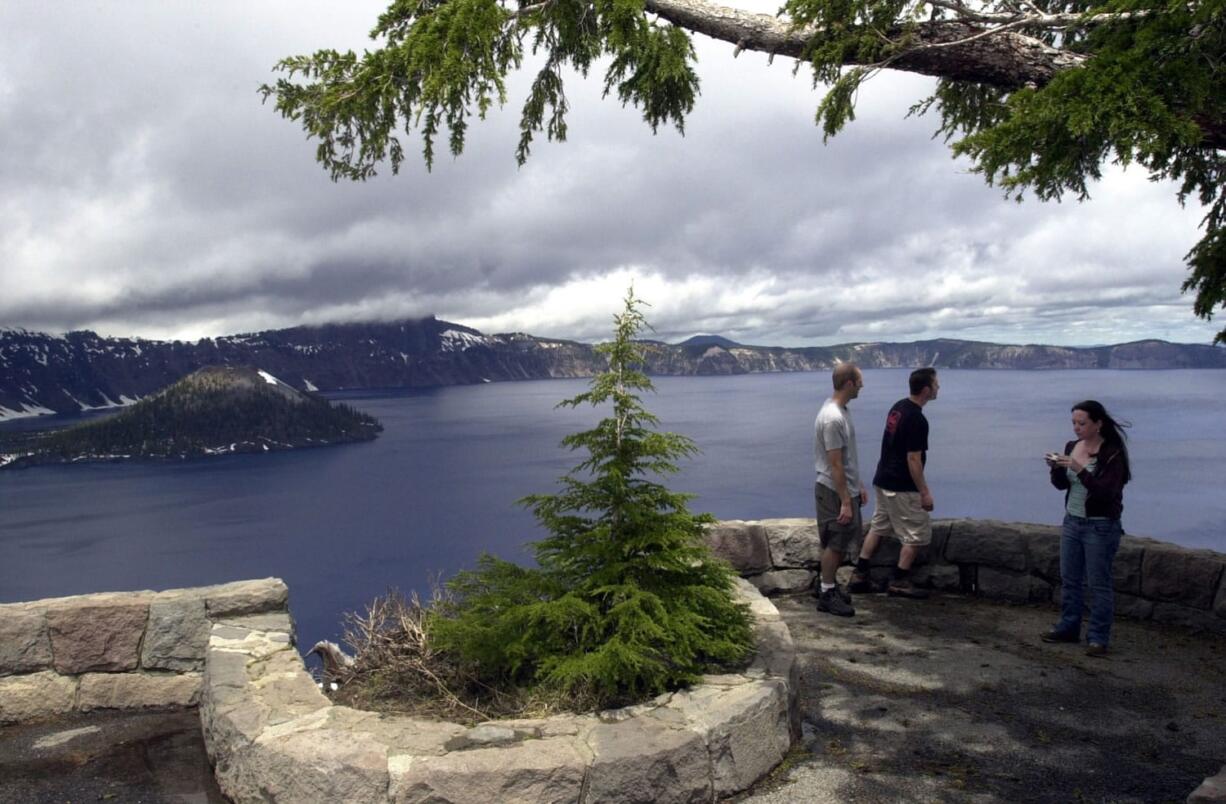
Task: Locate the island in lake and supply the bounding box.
[0,365,381,469]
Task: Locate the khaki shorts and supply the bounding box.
[868,486,931,546]
[815,482,862,553]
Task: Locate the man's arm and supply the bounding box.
[907,451,934,511]
[828,448,854,525]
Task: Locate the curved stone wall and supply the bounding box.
[197,577,797,804]
[706,518,1226,634]
[0,579,289,724]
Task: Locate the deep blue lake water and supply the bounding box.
[1,369,1223,647]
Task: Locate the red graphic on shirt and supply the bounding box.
[885,410,902,436]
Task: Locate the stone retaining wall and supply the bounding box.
[198,578,797,803]
[706,518,1226,634]
[0,579,289,724]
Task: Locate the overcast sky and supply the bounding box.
[0,2,1218,347]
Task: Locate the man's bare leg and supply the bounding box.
[898,543,921,571]
[820,547,843,586]
[858,529,884,563]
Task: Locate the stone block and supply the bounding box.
[976,567,1051,603]
[1113,593,1155,621]
[204,578,289,618]
[47,600,148,673]
[0,606,52,675]
[1023,528,1063,581]
[666,680,790,797]
[759,518,822,568]
[926,519,954,562]
[142,596,210,671]
[583,718,711,803]
[1141,546,1226,610]
[1150,603,1226,635]
[747,569,814,596]
[1112,538,1145,596]
[389,737,587,804]
[0,671,77,724]
[239,726,391,804]
[733,578,781,624]
[915,563,963,591]
[747,620,794,679]
[943,519,1033,572]
[78,672,202,711]
[248,649,331,725]
[216,611,296,638]
[704,521,771,575]
[318,708,467,756]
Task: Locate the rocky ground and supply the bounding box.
[2,591,1222,803]
[738,589,1226,804]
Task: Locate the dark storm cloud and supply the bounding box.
[0,1,1217,346]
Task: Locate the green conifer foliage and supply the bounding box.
[433,289,752,705]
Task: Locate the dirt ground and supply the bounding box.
[737,590,1226,804]
[0,708,225,804]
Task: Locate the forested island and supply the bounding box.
[0,366,381,469]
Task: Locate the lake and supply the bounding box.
[1,369,1223,646]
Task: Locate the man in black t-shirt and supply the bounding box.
[850,367,940,599]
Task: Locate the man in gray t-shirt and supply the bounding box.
[813,362,866,616]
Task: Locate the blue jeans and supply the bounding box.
[1055,514,1122,646]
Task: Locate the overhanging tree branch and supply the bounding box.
[262,0,1226,341]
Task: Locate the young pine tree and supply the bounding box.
[435,289,752,707]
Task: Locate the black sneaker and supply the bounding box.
[817,587,855,617]
[810,582,852,603]
[886,580,929,599]
[1040,628,1080,644]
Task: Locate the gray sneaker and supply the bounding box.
[817,587,855,617]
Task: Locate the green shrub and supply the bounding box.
[433,289,753,707]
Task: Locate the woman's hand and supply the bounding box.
[1051,453,1083,473]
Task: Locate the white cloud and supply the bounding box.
[0,1,1216,347]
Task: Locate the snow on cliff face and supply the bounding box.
[0,402,57,422]
[440,329,490,352]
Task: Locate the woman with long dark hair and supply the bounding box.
[1042,400,1132,657]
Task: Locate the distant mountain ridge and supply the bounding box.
[1,319,1222,421]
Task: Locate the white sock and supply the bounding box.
[820,582,837,593]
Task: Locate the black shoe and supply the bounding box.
[1041,628,1080,644]
[817,587,855,617]
[848,572,874,594]
[811,582,852,603]
[1085,643,1109,657]
[886,580,929,599]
